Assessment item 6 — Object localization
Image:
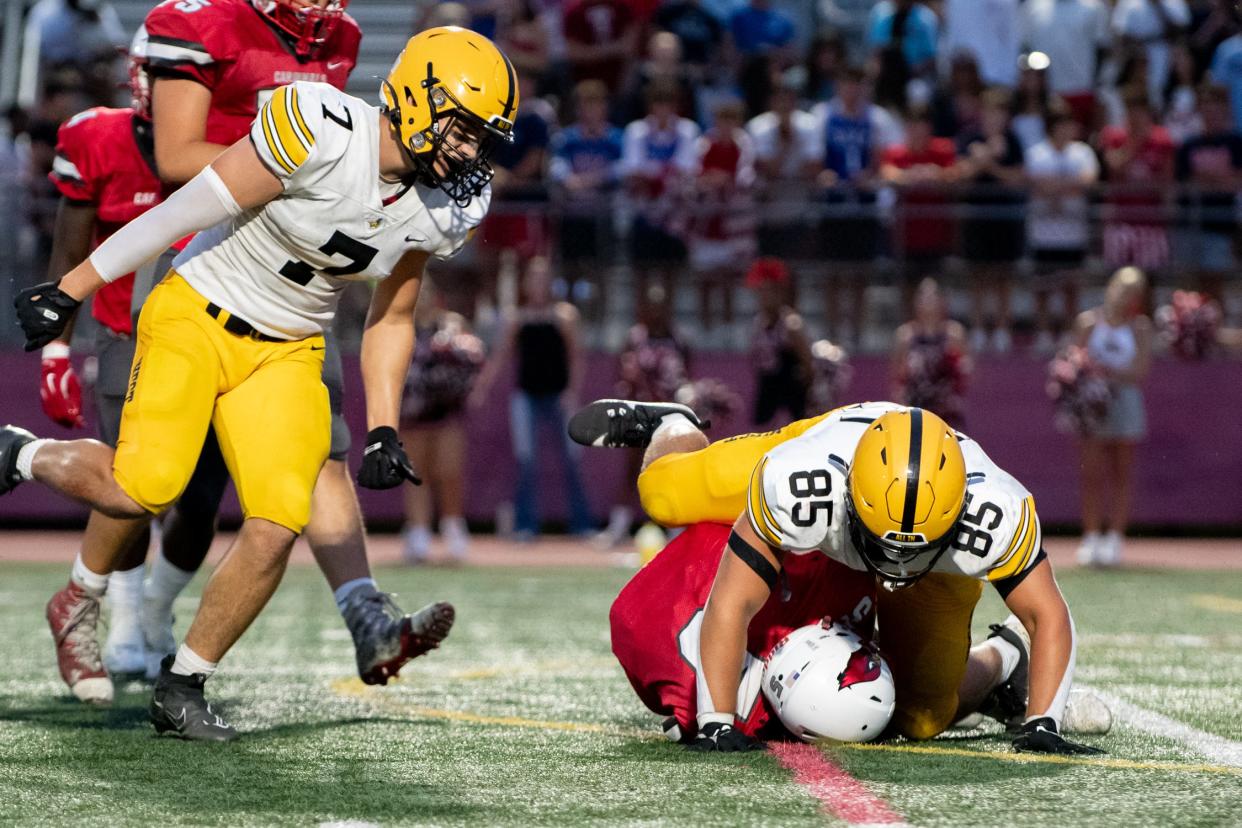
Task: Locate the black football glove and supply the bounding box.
[1012,716,1105,755]
[688,721,765,753]
[14,282,81,352]
[357,426,422,489]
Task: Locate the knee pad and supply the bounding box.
[116,455,192,515]
[895,699,957,741]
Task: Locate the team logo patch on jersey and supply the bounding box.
[836,645,882,690]
[368,218,382,229]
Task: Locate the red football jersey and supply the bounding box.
[49,108,167,336]
[610,523,877,738]
[882,138,958,256]
[142,0,360,147]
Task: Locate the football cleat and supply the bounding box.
[567,399,706,449]
[0,424,36,496]
[46,581,114,705]
[149,656,237,742]
[977,614,1030,730]
[102,623,147,679]
[342,586,455,685]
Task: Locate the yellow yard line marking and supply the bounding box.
[1191,594,1242,614]
[836,742,1242,777]
[330,678,650,738]
[330,678,1241,776]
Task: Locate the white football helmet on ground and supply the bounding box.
[762,621,896,743]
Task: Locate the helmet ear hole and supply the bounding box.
[939,453,946,470]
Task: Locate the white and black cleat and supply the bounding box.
[149,655,238,742]
[0,425,36,496]
[567,399,706,449]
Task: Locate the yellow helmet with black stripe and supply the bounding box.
[380,26,518,206]
[846,408,967,587]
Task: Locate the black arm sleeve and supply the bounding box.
[728,530,780,592]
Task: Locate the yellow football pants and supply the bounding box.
[635,414,982,739]
[112,273,331,533]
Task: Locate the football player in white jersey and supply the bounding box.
[3,26,517,741]
[568,399,1107,755]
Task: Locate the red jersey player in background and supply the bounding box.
[610,522,879,745]
[43,0,453,708]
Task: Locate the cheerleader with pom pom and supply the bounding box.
[1071,267,1152,567]
[890,279,971,430]
[399,289,486,565]
[1155,290,1223,360]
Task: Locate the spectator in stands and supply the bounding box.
[891,278,972,430]
[866,0,939,80]
[1209,16,1242,131]
[1099,90,1176,275]
[614,30,696,125]
[687,97,756,336]
[957,88,1026,353]
[470,256,594,540]
[1074,267,1152,567]
[942,0,1022,89]
[23,0,126,108]
[1011,53,1052,150]
[653,0,725,79]
[802,32,847,105]
[549,79,624,319]
[1175,84,1242,301]
[748,258,812,427]
[728,0,796,58]
[1025,103,1101,352]
[881,103,960,317]
[400,289,484,565]
[812,66,901,344]
[563,0,639,92]
[497,0,552,82]
[1022,0,1113,129]
[931,52,985,140]
[620,79,700,315]
[1113,0,1192,112]
[748,69,820,264]
[1165,45,1205,142]
[1189,0,1241,80]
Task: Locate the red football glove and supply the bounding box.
[40,344,85,429]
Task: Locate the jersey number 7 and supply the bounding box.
[279,231,379,286]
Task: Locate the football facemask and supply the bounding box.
[252,0,346,59]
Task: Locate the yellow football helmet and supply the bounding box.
[845,408,967,587]
[380,26,518,206]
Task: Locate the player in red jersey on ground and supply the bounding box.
[611,522,882,746]
[41,1,452,707]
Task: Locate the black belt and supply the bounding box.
[205,302,285,342]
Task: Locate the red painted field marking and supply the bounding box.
[770,741,909,826]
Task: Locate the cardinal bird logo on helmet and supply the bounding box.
[836,645,882,690]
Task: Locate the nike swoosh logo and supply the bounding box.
[310,345,326,351]
[327,61,346,71]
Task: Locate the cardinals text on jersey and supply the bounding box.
[49,108,167,336]
[174,82,489,339]
[140,0,360,147]
[748,402,1042,585]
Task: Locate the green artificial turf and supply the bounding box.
[0,561,1239,826]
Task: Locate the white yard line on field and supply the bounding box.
[1089,688,1242,768]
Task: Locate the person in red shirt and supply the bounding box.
[1099,91,1175,273]
[563,0,639,93]
[42,1,452,708]
[610,522,878,742]
[880,104,959,317]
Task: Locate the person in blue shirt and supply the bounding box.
[550,79,625,314]
[866,0,939,74]
[728,0,795,56]
[1211,31,1242,133]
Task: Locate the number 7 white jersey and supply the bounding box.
[748,402,1043,586]
[174,82,488,340]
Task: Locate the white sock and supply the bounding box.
[170,644,217,678]
[650,413,699,442]
[145,549,195,615]
[333,577,376,612]
[980,636,1022,683]
[107,565,145,628]
[15,439,49,481]
[71,554,109,597]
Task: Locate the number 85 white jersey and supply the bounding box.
[175,82,488,340]
[748,403,1042,585]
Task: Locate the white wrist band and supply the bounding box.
[41,343,71,359]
